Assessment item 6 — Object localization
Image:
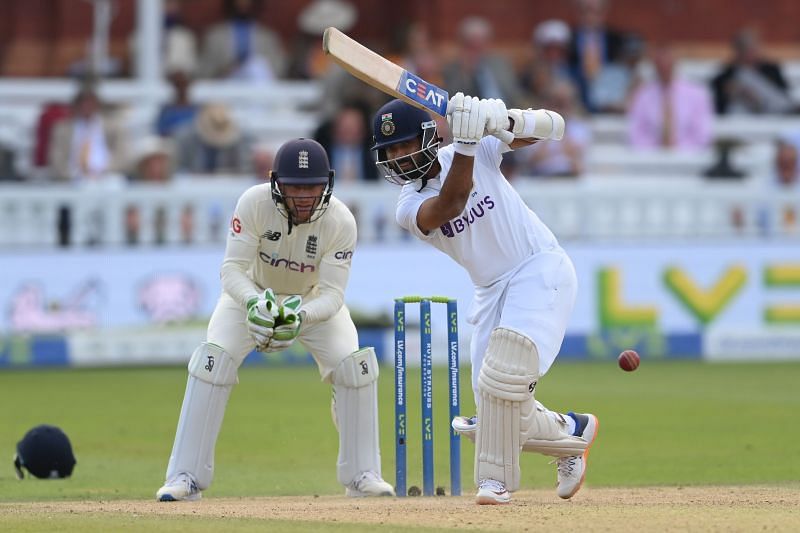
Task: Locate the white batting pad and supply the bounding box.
[165,343,238,489]
[332,347,382,486]
[475,327,539,491]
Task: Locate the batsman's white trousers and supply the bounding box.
[208,292,359,381]
[467,249,577,398]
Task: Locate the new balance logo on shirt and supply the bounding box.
[262,230,281,241]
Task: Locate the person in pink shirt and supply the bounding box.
[627,45,713,150]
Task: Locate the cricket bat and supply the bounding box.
[322,26,449,117]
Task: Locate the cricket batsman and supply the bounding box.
[371,95,599,504]
[156,138,394,501]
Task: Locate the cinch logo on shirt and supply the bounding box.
[439,195,495,238]
[259,252,316,273]
[334,250,353,260]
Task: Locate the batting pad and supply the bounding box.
[332,347,382,486]
[475,327,539,491]
[165,343,238,489]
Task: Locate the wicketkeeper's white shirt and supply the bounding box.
[221,183,356,326]
[396,135,561,287]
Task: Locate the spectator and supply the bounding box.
[198,0,286,81]
[48,84,128,182]
[128,136,173,183]
[287,0,357,80]
[568,0,627,112]
[392,22,442,87]
[156,69,199,137]
[591,33,647,114]
[251,141,277,181]
[163,1,198,71]
[520,19,575,108]
[519,80,591,177]
[314,100,378,182]
[627,45,713,151]
[711,29,791,115]
[442,16,525,107]
[175,103,252,174]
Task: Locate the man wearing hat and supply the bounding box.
[157,138,394,501]
[175,103,252,174]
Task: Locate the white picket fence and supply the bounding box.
[1,176,797,248]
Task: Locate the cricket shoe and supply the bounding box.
[345,471,396,497]
[475,478,511,505]
[451,415,477,442]
[555,412,599,499]
[156,472,201,502]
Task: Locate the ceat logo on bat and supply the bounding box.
[398,71,448,115]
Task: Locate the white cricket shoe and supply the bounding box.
[475,478,511,505]
[555,412,599,499]
[345,471,396,497]
[156,472,201,502]
[451,415,477,442]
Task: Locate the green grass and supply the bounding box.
[1,360,799,503]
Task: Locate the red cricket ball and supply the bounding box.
[618,350,640,372]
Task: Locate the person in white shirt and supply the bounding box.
[372,96,599,504]
[156,138,393,501]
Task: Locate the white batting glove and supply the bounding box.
[484,98,514,145]
[446,92,489,156]
[246,288,279,350]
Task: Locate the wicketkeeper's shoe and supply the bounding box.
[345,471,396,497]
[475,478,511,505]
[555,412,599,500]
[451,415,477,442]
[156,472,202,502]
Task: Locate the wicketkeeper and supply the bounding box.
[156,138,394,501]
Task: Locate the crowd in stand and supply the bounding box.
[1,0,799,242]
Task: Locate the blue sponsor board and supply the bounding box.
[560,331,703,361]
[0,335,69,367]
[396,71,448,116]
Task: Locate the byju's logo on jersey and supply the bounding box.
[261,230,281,241]
[398,71,448,116]
[298,150,309,169]
[440,195,496,238]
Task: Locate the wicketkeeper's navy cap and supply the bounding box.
[14,424,76,479]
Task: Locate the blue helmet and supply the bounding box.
[14,424,76,479]
[371,99,440,185]
[270,138,334,226]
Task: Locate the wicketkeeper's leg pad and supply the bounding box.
[475,327,539,491]
[165,343,239,489]
[332,347,382,487]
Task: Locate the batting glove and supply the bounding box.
[484,98,514,145]
[446,92,489,156]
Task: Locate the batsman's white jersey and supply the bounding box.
[396,136,578,387]
[213,183,359,378]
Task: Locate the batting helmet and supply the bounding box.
[371,99,440,185]
[270,138,334,226]
[14,424,76,479]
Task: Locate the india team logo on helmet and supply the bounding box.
[371,100,441,185]
[380,113,396,136]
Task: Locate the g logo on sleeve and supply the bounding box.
[231,217,242,234]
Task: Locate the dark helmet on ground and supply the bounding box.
[14,424,76,479]
[270,138,334,225]
[371,99,440,185]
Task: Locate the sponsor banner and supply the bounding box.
[1,241,799,364]
[704,328,800,361]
